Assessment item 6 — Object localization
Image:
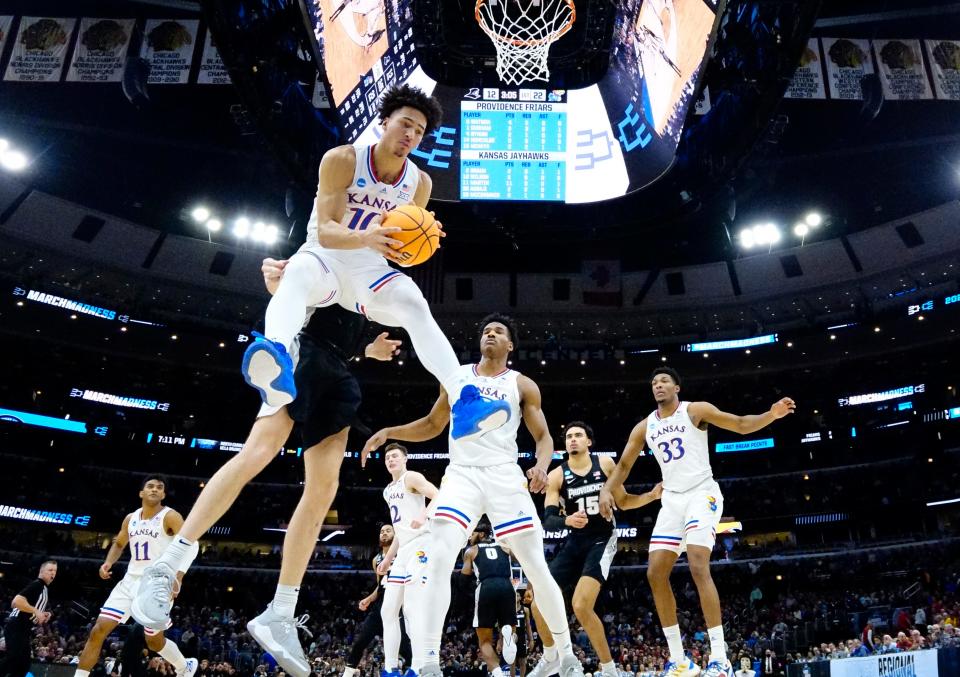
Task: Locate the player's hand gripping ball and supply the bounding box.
[381,205,442,267]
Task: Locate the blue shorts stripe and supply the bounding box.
[493,515,533,530]
[101,606,125,614]
[436,505,470,521]
[369,271,401,289]
[651,534,682,541]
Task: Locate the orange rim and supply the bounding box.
[475,0,576,48]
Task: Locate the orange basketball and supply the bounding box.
[381,205,441,267]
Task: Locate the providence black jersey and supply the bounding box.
[560,455,614,537]
[473,542,512,581]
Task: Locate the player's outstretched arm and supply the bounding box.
[100,514,132,580]
[406,471,440,528]
[363,332,402,361]
[599,419,647,519]
[361,387,452,466]
[599,456,662,512]
[377,537,401,576]
[460,545,478,577]
[314,146,405,262]
[519,376,553,494]
[689,397,796,435]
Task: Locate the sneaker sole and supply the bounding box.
[501,627,517,664]
[130,597,170,632]
[243,348,294,408]
[246,620,309,677]
[454,408,510,442]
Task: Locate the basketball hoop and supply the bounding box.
[475,0,576,85]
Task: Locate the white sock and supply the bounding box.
[663,624,684,663]
[707,625,727,662]
[343,668,358,677]
[159,536,196,572]
[543,645,559,663]
[600,661,616,674]
[75,670,91,677]
[272,584,300,618]
[551,628,573,658]
[157,639,187,672]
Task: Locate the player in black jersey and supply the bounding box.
[132,258,402,677]
[513,588,535,677]
[344,524,413,677]
[530,422,662,677]
[462,522,518,677]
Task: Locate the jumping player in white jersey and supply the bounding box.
[362,314,587,677]
[240,84,505,441]
[599,368,795,677]
[74,476,197,677]
[377,443,439,676]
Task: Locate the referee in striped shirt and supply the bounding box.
[0,561,57,677]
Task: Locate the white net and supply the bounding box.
[475,0,576,85]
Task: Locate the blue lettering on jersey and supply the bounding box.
[650,424,686,443]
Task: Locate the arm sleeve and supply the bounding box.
[542,505,565,531]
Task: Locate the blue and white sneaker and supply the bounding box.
[380,670,403,677]
[660,658,700,677]
[177,658,199,677]
[242,333,296,407]
[403,670,417,677]
[450,385,511,441]
[703,660,732,677]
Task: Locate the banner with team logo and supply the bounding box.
[822,37,874,100]
[196,27,229,85]
[0,17,14,56]
[141,18,199,84]
[784,38,827,99]
[872,39,933,100]
[3,17,76,82]
[828,648,938,677]
[66,18,135,83]
[925,39,960,100]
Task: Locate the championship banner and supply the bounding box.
[0,16,14,56]
[66,18,135,83]
[925,39,960,100]
[3,17,76,82]
[141,19,199,84]
[873,39,933,100]
[196,28,229,85]
[828,648,938,677]
[582,260,622,306]
[822,37,874,100]
[784,38,827,99]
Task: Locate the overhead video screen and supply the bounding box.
[305,0,718,203]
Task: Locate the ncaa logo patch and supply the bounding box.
[357,177,367,188]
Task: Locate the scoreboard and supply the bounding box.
[460,101,567,201]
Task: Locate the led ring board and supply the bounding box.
[303,0,720,203]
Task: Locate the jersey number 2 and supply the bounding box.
[390,505,401,524]
[657,438,686,463]
[133,542,150,561]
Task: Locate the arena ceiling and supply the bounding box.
[0,0,957,272]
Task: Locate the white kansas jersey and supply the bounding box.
[304,144,420,264]
[126,507,173,576]
[645,401,712,493]
[448,364,522,467]
[383,471,426,545]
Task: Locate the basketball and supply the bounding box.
[381,204,441,267]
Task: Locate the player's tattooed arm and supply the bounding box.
[100,513,132,580]
[599,418,648,519]
[361,386,452,466]
[688,398,796,434]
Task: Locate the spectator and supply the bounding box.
[734,657,756,677]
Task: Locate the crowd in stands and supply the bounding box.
[2,539,958,677]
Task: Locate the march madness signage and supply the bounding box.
[828,649,938,677]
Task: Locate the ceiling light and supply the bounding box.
[0,139,8,153]
[233,217,251,239]
[264,224,279,245]
[206,218,222,232]
[805,212,823,227]
[739,228,756,249]
[190,206,211,223]
[251,221,267,242]
[794,223,809,238]
[0,149,28,172]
